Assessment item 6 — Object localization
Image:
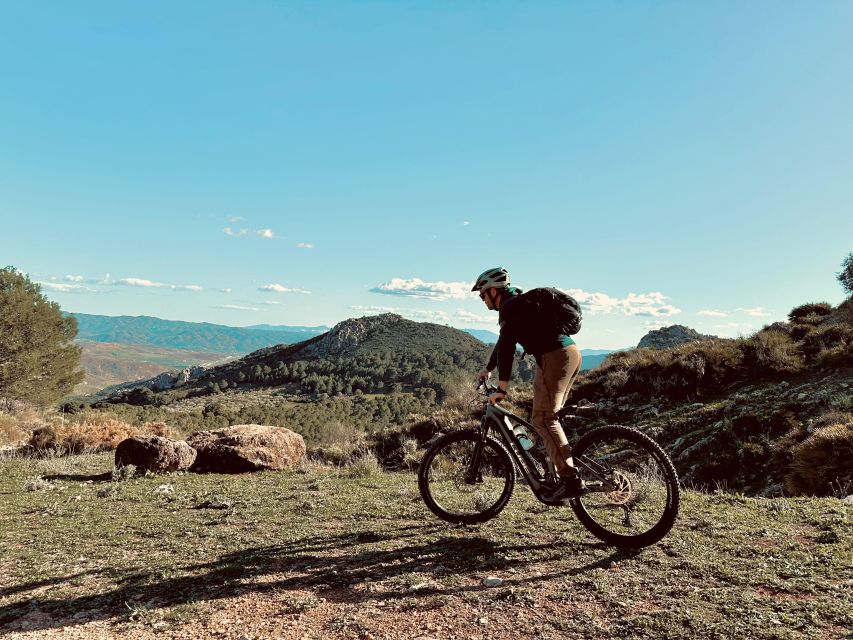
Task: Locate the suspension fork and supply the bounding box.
[464,417,492,484]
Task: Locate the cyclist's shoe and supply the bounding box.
[544,473,588,503]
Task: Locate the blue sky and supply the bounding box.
[2,1,851,349]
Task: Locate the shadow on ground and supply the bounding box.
[1,523,630,632]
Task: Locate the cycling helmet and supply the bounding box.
[471,267,511,292]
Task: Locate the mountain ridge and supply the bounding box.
[68,312,327,353]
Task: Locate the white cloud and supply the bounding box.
[224,225,277,239]
[114,278,202,291]
[736,307,772,317]
[463,221,470,226]
[456,309,496,325]
[227,215,245,222]
[259,300,282,305]
[642,319,671,330]
[36,281,92,293]
[350,305,450,323]
[296,243,314,249]
[64,275,85,282]
[221,288,232,294]
[371,277,471,301]
[699,310,729,317]
[564,289,681,317]
[404,309,451,322]
[212,304,261,311]
[259,284,311,294]
[350,305,450,324]
[351,305,398,314]
[117,278,168,288]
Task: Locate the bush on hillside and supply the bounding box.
[743,330,804,375]
[802,324,853,367]
[787,302,833,324]
[574,339,747,403]
[785,420,853,496]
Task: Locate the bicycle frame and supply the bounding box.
[479,401,559,499]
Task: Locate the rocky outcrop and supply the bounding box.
[298,314,403,358]
[187,424,306,473]
[115,436,197,473]
[638,325,716,350]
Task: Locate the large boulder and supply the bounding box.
[115,436,197,473]
[186,424,306,473]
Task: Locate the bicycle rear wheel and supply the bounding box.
[570,425,679,548]
[418,429,515,525]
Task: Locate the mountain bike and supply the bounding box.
[417,383,680,548]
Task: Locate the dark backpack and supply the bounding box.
[518,287,582,336]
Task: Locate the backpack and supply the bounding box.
[518,287,582,336]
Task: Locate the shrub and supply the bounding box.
[788,302,833,324]
[785,420,853,496]
[802,324,853,366]
[347,450,383,478]
[743,331,803,375]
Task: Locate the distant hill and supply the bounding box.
[243,323,329,333]
[463,328,499,343]
[463,328,617,371]
[76,341,228,395]
[70,313,326,353]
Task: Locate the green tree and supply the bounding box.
[0,267,84,404]
[838,252,853,296]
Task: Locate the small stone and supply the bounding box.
[482,576,503,587]
[478,617,488,625]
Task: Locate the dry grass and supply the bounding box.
[346,450,383,478]
[27,415,172,455]
[0,414,27,446]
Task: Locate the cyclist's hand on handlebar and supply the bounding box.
[488,389,507,405]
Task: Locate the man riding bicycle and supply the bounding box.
[473,267,585,501]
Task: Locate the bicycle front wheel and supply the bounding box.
[570,425,679,548]
[418,429,515,525]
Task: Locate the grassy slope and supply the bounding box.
[1,453,850,639]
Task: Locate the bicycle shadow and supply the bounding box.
[0,522,631,633]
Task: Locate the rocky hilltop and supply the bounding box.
[295,314,405,358]
[637,324,716,349]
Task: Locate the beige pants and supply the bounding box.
[531,345,582,475]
